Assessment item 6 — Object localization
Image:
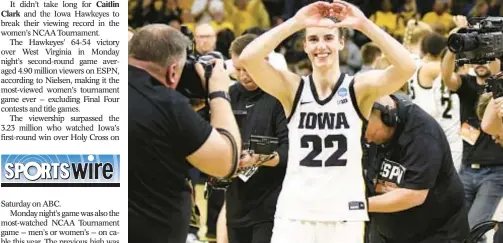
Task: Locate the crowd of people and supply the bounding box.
[128,0,503,243]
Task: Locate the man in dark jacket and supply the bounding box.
[217,34,289,243]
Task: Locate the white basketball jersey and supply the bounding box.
[407,56,436,116]
[275,74,369,222]
[432,77,462,169]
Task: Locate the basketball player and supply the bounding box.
[402,20,433,107]
[238,1,416,242]
[403,20,431,63]
[407,32,446,115]
[432,49,463,171]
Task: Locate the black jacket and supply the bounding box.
[226,83,288,227]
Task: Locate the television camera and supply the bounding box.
[447,17,503,66]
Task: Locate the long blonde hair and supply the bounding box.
[403,19,432,51]
[477,92,493,120]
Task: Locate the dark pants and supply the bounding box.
[129,210,189,243]
[460,165,503,242]
[206,187,225,239]
[228,222,274,243]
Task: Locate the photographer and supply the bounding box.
[128,24,241,243]
[218,34,289,243]
[365,94,469,243]
[441,15,503,233]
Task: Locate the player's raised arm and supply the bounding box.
[329,1,415,115]
[239,2,336,116]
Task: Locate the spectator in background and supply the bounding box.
[450,0,473,15]
[167,16,183,30]
[488,0,503,16]
[469,0,490,17]
[223,0,270,36]
[358,42,382,74]
[181,9,196,33]
[208,0,235,33]
[422,0,454,36]
[191,0,218,24]
[129,0,158,28]
[339,29,363,75]
[395,0,420,41]
[195,23,217,55]
[370,0,399,37]
[280,0,317,24]
[154,0,183,24]
[216,28,236,59]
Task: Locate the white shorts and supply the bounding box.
[271,217,366,243]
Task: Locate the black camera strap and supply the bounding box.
[215,128,239,179]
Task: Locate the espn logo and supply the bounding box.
[1,154,120,187]
[379,159,406,184]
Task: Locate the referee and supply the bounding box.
[128,24,241,243]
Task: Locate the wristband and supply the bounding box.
[209,91,230,102]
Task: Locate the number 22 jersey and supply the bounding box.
[275,74,369,222]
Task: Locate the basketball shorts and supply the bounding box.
[270,217,367,243]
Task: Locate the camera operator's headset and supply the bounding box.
[372,93,414,127]
[363,93,413,196]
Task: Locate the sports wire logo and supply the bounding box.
[1,154,120,187]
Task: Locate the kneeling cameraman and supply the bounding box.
[364,94,469,243]
[128,24,241,243]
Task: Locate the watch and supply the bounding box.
[209,91,230,102]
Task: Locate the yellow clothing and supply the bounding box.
[210,21,235,33]
[395,10,419,38]
[224,0,270,36]
[370,11,398,35]
[422,12,454,34]
[183,23,196,33]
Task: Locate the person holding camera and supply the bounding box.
[364,93,469,243]
[214,33,289,243]
[441,15,503,236]
[128,24,241,243]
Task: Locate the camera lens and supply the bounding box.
[447,34,463,53]
[447,33,479,53]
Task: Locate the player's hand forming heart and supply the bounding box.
[293,1,338,29]
[330,1,369,32]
